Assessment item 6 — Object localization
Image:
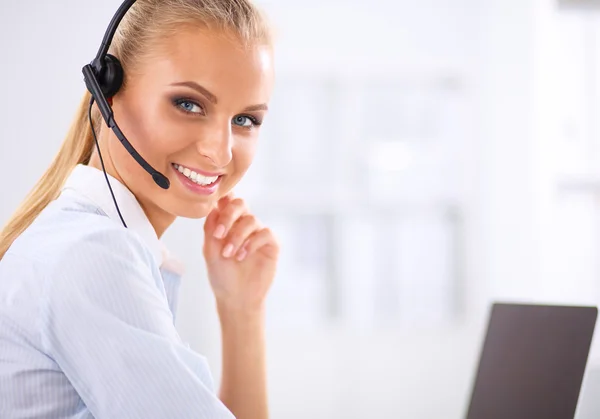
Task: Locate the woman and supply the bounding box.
[0,0,277,418]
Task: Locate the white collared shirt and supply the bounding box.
[0,164,234,419]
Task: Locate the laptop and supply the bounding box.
[465,303,598,419]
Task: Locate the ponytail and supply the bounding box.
[0,92,97,260]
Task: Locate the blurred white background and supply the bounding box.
[3,0,600,417]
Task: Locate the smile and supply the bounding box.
[172,163,220,186]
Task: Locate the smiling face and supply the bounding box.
[93,27,275,235]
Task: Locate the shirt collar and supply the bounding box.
[62,164,184,275]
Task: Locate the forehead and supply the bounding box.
[138,27,274,104]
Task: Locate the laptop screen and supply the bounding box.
[466,303,597,419]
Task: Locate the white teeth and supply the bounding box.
[173,163,219,186]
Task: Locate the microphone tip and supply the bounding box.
[153,173,170,190]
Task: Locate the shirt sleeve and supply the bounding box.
[40,226,234,419]
[160,267,183,324]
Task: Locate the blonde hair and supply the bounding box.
[0,0,272,260]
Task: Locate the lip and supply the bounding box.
[172,163,223,177]
[171,165,222,195]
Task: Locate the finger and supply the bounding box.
[221,214,260,258]
[235,241,250,262]
[203,206,220,236]
[217,192,235,211]
[238,228,279,261]
[204,192,234,237]
[213,198,247,239]
[234,234,254,261]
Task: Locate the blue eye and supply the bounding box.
[232,115,260,128]
[174,99,203,115]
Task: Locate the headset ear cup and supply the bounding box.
[98,54,124,99]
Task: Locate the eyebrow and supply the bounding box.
[243,103,269,112]
[170,81,217,104]
[170,81,268,112]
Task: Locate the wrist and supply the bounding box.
[217,300,266,325]
[218,304,266,347]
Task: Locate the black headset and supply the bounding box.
[82,0,170,190]
[81,0,170,227]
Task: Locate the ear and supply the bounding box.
[107,97,113,106]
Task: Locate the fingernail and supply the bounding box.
[222,244,234,258]
[236,249,248,261]
[214,224,226,239]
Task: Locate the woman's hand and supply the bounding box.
[204,194,275,419]
[203,194,279,312]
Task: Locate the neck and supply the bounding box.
[87,138,176,239]
[138,199,176,239]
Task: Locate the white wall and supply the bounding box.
[2,1,600,418]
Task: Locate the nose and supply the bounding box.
[196,120,233,168]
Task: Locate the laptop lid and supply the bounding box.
[465,303,598,419]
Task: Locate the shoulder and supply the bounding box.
[8,195,155,271]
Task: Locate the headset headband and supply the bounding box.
[94,0,137,66]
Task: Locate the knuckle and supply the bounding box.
[263,227,279,245]
[241,214,256,225]
[221,201,246,221]
[219,208,237,223]
[227,229,245,244]
[231,198,246,209]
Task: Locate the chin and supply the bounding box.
[173,201,215,219]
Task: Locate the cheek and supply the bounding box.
[231,141,257,177]
[125,104,190,157]
[148,121,192,155]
